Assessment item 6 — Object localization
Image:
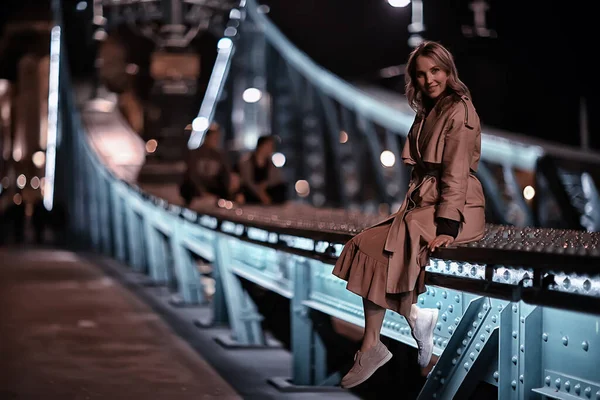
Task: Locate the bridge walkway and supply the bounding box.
[0,246,240,400]
[0,245,360,399]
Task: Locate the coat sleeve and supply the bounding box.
[436,103,477,222]
[435,217,460,238]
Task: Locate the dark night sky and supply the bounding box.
[261,0,583,75]
[262,0,595,148]
[0,0,52,80]
[0,0,596,148]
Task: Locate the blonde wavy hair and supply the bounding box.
[404,41,471,113]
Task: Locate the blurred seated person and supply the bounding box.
[180,123,243,205]
[237,135,287,205]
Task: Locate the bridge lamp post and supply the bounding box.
[407,0,425,48]
[386,0,425,48]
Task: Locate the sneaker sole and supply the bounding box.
[341,351,393,389]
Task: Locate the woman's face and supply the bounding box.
[415,55,448,100]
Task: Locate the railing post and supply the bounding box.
[211,234,266,347]
[110,185,126,262]
[209,247,229,326]
[79,143,89,247]
[142,211,168,284]
[291,257,327,385]
[87,162,99,250]
[124,199,143,271]
[184,222,230,327]
[74,146,87,246]
[169,222,204,305]
[99,175,112,255]
[498,302,541,400]
[269,257,343,392]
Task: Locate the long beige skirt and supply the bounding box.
[332,221,426,318]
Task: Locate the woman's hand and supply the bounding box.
[428,234,454,252]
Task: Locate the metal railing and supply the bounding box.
[56,0,600,399]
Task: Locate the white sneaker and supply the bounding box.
[411,308,439,368]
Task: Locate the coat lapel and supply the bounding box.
[401,117,421,165]
[418,106,442,152]
[411,116,425,162]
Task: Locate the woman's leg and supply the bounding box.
[394,288,437,368]
[407,302,438,368]
[341,297,393,388]
[400,297,421,329]
[360,298,386,352]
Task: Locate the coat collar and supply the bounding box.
[419,94,457,145]
[418,106,441,150]
[402,94,459,167]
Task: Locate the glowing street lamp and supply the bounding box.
[387,0,410,7]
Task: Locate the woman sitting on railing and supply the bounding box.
[333,41,486,388]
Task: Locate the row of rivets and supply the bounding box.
[544,375,600,399]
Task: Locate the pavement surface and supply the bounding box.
[0,247,241,400]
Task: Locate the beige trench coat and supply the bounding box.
[374,94,486,294]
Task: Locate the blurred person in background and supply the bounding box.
[237,134,287,205]
[180,122,243,206]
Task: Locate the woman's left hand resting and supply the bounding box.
[428,234,454,252]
